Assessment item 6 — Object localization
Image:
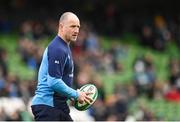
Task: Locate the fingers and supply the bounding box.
[78,98,91,105]
[79,100,84,104]
[84,96,93,104]
[84,98,91,105]
[78,95,93,105]
[77,91,94,105]
[85,96,93,103]
[85,92,93,95]
[84,92,93,104]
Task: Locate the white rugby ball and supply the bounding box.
[74,84,98,111]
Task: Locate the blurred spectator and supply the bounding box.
[138,102,157,121]
[71,22,88,58]
[0,16,12,33]
[90,99,107,121]
[20,21,34,40]
[101,52,114,73]
[20,20,47,41]
[0,48,8,78]
[153,15,171,51]
[5,110,22,121]
[0,108,8,121]
[19,80,37,105]
[0,67,8,97]
[133,54,156,99]
[44,18,58,35]
[33,21,46,40]
[109,42,125,73]
[75,62,94,88]
[164,85,180,102]
[141,25,155,48]
[169,58,180,87]
[126,84,137,104]
[17,38,34,65]
[84,32,100,55]
[113,85,129,121]
[105,93,128,121]
[6,74,21,97]
[164,58,180,102]
[17,38,43,75]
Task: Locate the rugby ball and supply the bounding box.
[74,84,98,111]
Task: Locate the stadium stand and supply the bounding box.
[0,31,179,120]
[0,0,180,121]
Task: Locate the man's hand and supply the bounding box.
[77,89,93,105]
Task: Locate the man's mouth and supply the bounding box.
[72,35,77,37]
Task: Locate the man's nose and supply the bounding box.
[74,27,79,33]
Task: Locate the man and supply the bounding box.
[31,12,92,121]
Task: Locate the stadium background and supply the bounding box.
[0,0,180,121]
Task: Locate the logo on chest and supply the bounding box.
[54,60,59,64]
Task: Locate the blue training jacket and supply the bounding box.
[31,35,78,109]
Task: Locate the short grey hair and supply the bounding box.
[59,12,77,23]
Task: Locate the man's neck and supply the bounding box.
[58,33,70,45]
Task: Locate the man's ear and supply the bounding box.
[59,23,64,33]
[59,23,63,29]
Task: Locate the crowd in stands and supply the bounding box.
[141,15,180,51]
[0,13,180,121]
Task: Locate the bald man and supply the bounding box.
[31,12,92,121]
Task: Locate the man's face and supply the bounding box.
[62,17,80,42]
